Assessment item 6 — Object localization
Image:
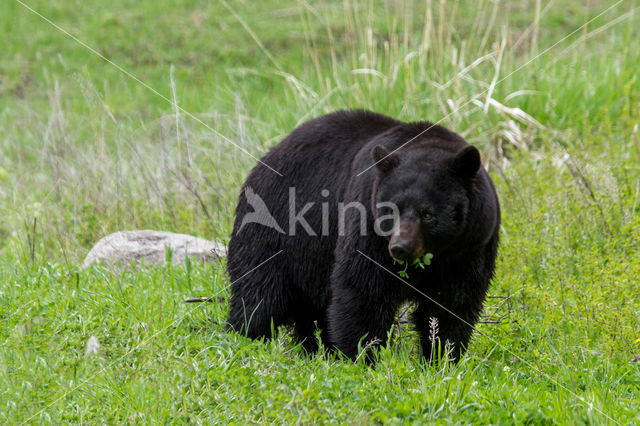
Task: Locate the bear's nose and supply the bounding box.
[389,242,412,262]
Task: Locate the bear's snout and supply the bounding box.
[389,242,412,261]
[389,218,424,262]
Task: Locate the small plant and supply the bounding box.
[428,316,439,363]
[395,253,434,278]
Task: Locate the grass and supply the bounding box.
[1,0,640,423]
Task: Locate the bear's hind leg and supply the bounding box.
[290,303,328,354]
[293,318,319,354]
[226,274,290,341]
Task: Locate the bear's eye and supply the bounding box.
[419,209,434,221]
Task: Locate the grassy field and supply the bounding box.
[1,0,640,423]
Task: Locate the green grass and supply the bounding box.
[1,0,640,423]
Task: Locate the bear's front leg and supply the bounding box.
[327,287,398,361]
[327,255,400,361]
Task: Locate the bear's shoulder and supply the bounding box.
[359,120,468,161]
[275,110,401,153]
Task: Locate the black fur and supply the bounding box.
[226,110,500,361]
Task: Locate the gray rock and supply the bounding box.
[82,230,226,269]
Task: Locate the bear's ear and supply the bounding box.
[372,145,399,173]
[452,145,481,179]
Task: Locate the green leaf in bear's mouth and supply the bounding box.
[394,253,433,278]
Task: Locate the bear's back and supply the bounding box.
[264,110,400,162]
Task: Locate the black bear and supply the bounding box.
[226,110,500,362]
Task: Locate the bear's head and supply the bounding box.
[372,143,481,262]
